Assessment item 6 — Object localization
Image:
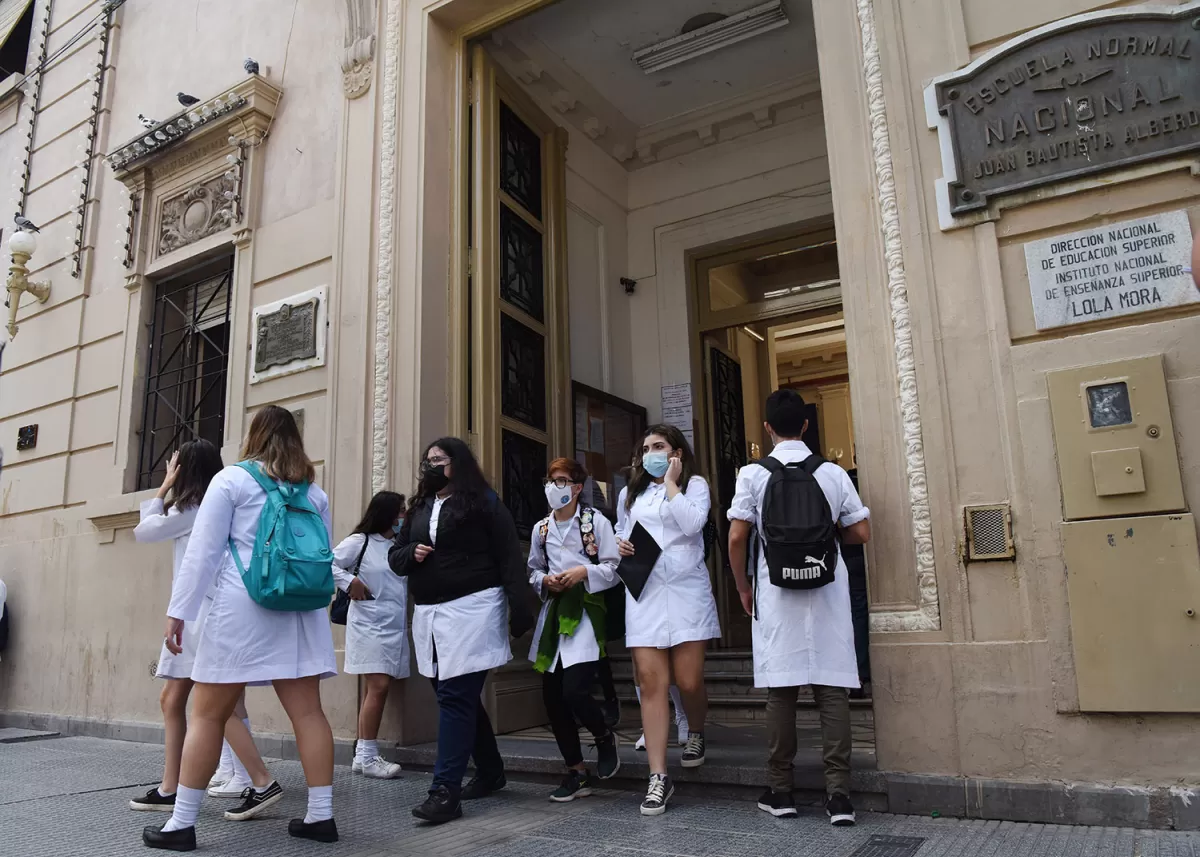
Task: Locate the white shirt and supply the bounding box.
[616,476,721,648]
[430,496,447,545]
[134,498,210,599]
[333,533,410,678]
[527,505,620,670]
[728,440,870,689]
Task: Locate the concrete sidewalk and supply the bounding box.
[2,734,1200,857]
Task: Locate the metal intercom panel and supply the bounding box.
[1047,355,1186,521]
[1063,513,1200,713]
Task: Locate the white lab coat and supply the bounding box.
[728,440,870,689]
[134,498,209,680]
[526,506,620,670]
[616,476,721,648]
[333,533,411,678]
[411,496,512,681]
[167,465,338,686]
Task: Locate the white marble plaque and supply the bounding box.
[1025,210,1196,331]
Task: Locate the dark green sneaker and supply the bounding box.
[549,769,593,803]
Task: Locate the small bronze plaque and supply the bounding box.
[931,5,1200,215]
[16,424,38,451]
[254,298,319,373]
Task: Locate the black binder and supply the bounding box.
[617,522,662,602]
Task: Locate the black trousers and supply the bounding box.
[428,674,505,796]
[543,661,608,768]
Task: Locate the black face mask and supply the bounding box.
[422,461,449,493]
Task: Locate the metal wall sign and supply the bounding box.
[926,3,1200,219]
[1024,209,1196,330]
[249,286,328,384]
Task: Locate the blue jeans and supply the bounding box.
[430,671,505,797]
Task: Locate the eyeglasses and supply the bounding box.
[543,477,578,489]
[426,456,450,467]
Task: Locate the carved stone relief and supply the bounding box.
[158,174,236,256]
[343,0,377,99]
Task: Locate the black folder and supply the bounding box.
[617,522,662,602]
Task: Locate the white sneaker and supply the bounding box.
[208,766,233,789]
[352,758,363,774]
[208,777,252,798]
[360,756,402,779]
[634,733,646,751]
[677,719,690,748]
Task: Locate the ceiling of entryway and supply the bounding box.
[490,0,818,127]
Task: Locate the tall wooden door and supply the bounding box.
[469,45,571,541]
[704,338,750,648]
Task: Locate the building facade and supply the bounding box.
[1,0,1199,823]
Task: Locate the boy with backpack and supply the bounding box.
[726,389,871,825]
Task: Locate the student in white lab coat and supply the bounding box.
[332,490,410,779]
[390,437,535,825]
[528,457,622,801]
[616,424,720,816]
[727,389,871,826]
[142,406,339,851]
[127,440,275,816]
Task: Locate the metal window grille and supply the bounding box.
[136,258,233,490]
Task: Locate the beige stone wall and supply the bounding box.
[0,0,362,738]
[818,0,1200,784]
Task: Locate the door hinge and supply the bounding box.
[466,254,473,279]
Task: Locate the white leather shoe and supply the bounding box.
[207,778,252,798]
[634,733,646,751]
[360,756,402,779]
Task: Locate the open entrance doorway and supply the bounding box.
[452,0,875,761]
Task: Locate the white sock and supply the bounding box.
[304,785,333,824]
[161,785,204,832]
[217,741,234,775]
[670,685,686,725]
[229,748,251,785]
[157,786,175,798]
[357,739,378,762]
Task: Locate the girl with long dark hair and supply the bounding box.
[390,438,533,825]
[128,440,276,815]
[616,424,719,816]
[143,407,339,850]
[333,490,409,779]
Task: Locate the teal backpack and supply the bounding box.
[229,462,335,612]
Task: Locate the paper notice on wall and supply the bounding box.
[661,383,695,449]
[574,397,589,451]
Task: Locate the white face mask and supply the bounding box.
[544,482,575,511]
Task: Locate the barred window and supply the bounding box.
[136,257,233,491]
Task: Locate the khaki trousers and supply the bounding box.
[766,685,852,795]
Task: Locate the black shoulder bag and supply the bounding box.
[330,536,370,625]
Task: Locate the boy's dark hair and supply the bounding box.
[765,389,808,438]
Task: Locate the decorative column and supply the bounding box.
[342,0,377,99]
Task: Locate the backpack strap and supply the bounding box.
[536,516,551,571]
[801,454,826,476]
[237,461,280,495]
[578,506,600,566]
[755,456,784,474]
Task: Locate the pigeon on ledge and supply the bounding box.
[137,113,157,129]
[177,92,200,107]
[14,214,40,233]
[244,57,260,75]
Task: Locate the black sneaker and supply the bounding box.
[826,793,857,826]
[640,773,674,816]
[288,818,339,842]
[549,769,593,802]
[142,824,196,851]
[413,786,463,824]
[757,788,798,818]
[596,731,621,780]
[130,787,176,812]
[223,781,284,821]
[680,732,706,768]
[460,773,505,800]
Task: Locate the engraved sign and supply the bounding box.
[1024,209,1196,330]
[929,4,1200,216]
[254,297,319,373]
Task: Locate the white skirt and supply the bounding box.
[190,559,338,686]
[155,595,214,680]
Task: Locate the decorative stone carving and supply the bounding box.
[855,0,940,634]
[343,0,377,99]
[372,0,401,492]
[158,174,236,256]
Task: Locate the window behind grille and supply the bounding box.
[136,257,234,491]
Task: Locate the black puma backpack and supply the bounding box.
[755,455,838,590]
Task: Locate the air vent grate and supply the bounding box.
[964,504,1015,561]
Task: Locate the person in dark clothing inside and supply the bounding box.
[844,468,871,697]
[389,438,535,825]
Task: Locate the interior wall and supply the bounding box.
[735,329,764,455]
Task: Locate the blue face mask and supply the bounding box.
[642,451,670,478]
